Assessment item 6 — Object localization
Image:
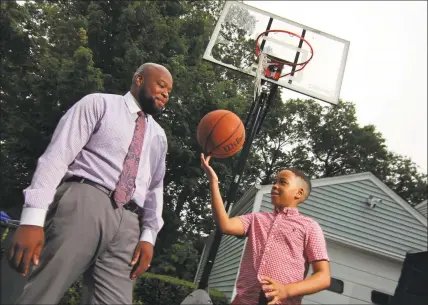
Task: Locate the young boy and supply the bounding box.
[200,154,331,305]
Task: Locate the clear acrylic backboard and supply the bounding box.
[203,1,350,105]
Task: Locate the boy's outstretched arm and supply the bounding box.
[201,153,245,236]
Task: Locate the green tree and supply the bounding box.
[1,1,426,286]
[252,98,426,204]
[1,1,103,214]
[383,153,427,205]
[151,239,201,282]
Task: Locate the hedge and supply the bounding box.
[60,273,229,305]
[134,273,229,305]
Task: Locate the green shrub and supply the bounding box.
[61,273,229,305]
[134,273,229,305]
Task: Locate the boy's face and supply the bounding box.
[270,170,305,208]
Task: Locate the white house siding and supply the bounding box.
[194,232,214,284]
[415,200,427,217]
[303,240,403,304]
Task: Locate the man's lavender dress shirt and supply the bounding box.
[20,92,167,245]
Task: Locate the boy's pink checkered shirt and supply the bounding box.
[232,207,329,305]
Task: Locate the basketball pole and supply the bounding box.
[195,17,283,294]
[196,17,281,292]
[194,30,308,296]
[197,82,279,291]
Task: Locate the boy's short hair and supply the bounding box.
[283,168,312,201]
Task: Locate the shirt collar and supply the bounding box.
[273,207,300,216]
[124,91,149,121]
[124,91,142,114]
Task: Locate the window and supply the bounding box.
[371,290,392,305]
[327,278,344,294]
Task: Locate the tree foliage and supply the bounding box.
[1,0,426,283]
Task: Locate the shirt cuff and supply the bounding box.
[19,207,47,227]
[139,228,158,245]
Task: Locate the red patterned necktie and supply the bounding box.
[114,111,146,206]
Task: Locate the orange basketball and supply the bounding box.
[197,110,245,158]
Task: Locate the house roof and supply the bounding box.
[414,200,427,217]
[258,172,427,226]
[229,184,260,215]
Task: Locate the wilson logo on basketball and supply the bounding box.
[222,135,244,153]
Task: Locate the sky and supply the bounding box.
[243,1,427,173]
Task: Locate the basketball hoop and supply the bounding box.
[253,29,314,100]
[256,29,314,77]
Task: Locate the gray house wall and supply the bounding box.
[194,232,214,284]
[206,202,253,299]
[415,200,427,217]
[293,179,427,257]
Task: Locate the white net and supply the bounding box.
[253,51,269,102]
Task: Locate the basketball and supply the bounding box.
[197,110,245,158]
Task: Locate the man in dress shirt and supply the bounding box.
[7,63,173,304]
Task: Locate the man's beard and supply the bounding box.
[138,87,164,116]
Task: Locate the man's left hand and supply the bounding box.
[130,241,153,280]
[261,276,293,305]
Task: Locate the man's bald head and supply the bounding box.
[132,63,172,84]
[130,63,173,116]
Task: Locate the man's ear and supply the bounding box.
[135,74,144,87]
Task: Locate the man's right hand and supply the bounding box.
[8,225,45,276]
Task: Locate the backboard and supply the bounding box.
[203,1,350,105]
